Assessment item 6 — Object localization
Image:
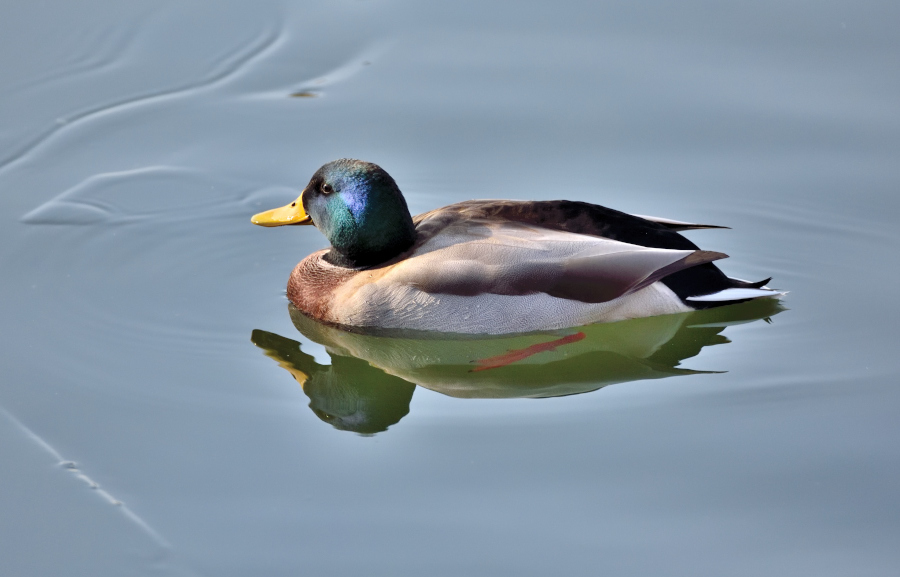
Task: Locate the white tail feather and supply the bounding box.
[686,287,784,302]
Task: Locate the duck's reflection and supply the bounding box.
[251,299,783,434]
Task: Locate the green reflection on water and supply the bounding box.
[252,299,783,435]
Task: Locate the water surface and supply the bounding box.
[1,1,899,575]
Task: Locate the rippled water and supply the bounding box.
[2,1,899,575]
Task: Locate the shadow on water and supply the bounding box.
[251,299,784,435]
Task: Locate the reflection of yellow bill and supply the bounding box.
[250,330,311,389]
[251,191,312,227]
[280,365,310,388]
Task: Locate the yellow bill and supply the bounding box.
[251,192,312,227]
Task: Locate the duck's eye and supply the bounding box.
[322,183,334,194]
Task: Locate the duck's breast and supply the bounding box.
[287,251,361,324]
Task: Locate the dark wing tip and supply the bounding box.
[731,276,772,289]
[690,224,731,230]
[686,250,729,266]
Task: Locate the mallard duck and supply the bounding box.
[252,159,781,334]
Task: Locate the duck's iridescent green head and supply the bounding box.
[252,159,417,267]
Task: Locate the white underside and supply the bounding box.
[334,281,693,335]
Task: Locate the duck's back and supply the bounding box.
[413,199,701,249]
[413,200,770,305]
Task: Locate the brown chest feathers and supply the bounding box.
[286,251,359,323]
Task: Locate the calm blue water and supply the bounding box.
[2,1,899,575]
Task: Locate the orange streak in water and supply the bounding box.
[471,332,586,372]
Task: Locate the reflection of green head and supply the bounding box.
[304,356,415,435]
[250,330,415,435]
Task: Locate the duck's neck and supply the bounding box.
[324,235,415,268]
[323,218,417,268]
